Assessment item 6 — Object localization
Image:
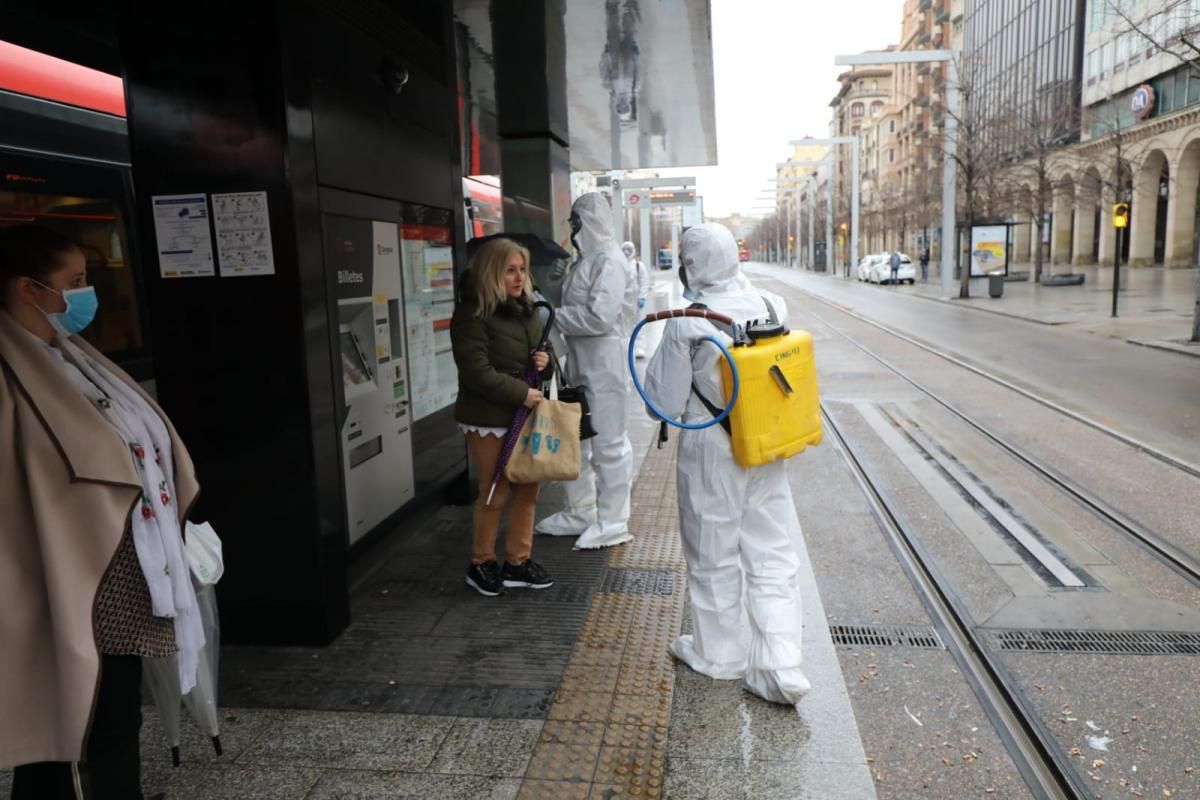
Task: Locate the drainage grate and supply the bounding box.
[830,623,944,650]
[986,628,1200,656]
[599,568,676,596]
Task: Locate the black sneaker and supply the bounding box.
[502,559,555,589]
[466,560,504,597]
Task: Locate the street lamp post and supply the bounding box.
[834,50,958,298]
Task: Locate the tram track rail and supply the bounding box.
[796,291,1200,590]
[822,403,1083,799]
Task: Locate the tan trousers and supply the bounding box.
[466,432,539,565]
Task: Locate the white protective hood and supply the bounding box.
[678,222,743,296]
[573,192,618,260]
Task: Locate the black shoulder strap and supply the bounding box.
[685,302,732,436]
[690,382,731,435]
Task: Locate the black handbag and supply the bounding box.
[553,367,597,441]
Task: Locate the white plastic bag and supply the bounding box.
[184,521,223,586]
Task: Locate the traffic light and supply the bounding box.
[1112,202,1130,229]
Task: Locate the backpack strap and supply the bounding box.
[690,382,732,436]
[686,301,732,436]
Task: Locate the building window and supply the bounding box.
[872,80,878,91]
[851,102,865,118]
[889,119,896,133]
[889,149,895,164]
[871,101,884,116]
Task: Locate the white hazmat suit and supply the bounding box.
[622,241,653,359]
[643,223,810,705]
[536,193,638,549]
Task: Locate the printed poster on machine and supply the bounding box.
[400,207,458,421]
[970,224,1009,277]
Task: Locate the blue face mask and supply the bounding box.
[35,282,99,335]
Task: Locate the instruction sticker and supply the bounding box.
[213,191,276,277]
[151,194,215,278]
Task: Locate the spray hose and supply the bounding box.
[628,307,741,430]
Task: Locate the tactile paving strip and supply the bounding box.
[521,440,686,797]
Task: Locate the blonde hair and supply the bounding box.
[469,237,532,319]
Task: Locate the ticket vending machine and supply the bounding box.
[325,213,416,544]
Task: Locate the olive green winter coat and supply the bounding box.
[451,274,550,428]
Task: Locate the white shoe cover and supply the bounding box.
[742,667,811,705]
[536,508,594,537]
[668,635,745,681]
[573,522,632,550]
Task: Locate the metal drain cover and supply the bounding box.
[986,628,1200,655]
[599,568,676,596]
[830,623,944,650]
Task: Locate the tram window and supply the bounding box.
[0,189,144,358]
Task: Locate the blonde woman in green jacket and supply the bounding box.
[451,237,555,597]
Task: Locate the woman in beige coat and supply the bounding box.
[0,226,202,799]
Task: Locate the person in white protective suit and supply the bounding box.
[536,193,638,549]
[642,223,810,705]
[621,241,653,359]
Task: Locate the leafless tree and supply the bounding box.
[993,71,1084,282]
[945,51,1004,298]
[884,176,915,255]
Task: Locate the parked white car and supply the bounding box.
[868,254,916,284]
[856,254,885,281]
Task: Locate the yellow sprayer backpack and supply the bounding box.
[688,298,822,467]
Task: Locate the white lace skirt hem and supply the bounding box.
[458,423,509,438]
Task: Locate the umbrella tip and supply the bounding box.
[171,746,181,767]
[212,735,223,756]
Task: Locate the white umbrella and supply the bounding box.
[141,586,223,764]
[182,586,222,757]
[142,655,183,766]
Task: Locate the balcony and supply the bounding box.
[915,91,930,108]
[918,0,931,10]
[917,29,931,46]
[917,61,931,76]
[934,0,950,23]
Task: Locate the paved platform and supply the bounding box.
[0,279,875,799]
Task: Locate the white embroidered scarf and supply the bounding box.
[53,335,203,694]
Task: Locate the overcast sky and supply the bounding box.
[664,0,903,218]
